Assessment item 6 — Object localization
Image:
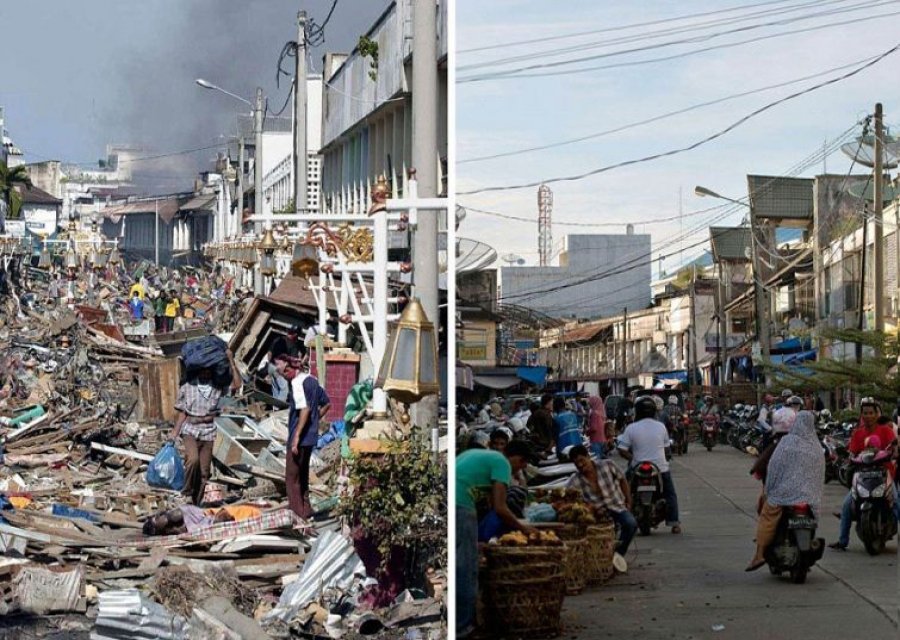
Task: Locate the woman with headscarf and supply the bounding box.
[587,395,608,458]
[746,411,824,571]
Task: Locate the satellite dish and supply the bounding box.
[840,130,900,169]
[502,253,525,265]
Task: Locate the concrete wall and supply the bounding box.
[499,234,651,320]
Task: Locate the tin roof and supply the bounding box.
[747,175,813,221]
[709,227,751,262]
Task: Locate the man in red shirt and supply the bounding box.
[830,398,897,550]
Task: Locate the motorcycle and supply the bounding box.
[764,503,824,584]
[850,449,898,555]
[629,460,667,536]
[701,414,719,451]
[671,414,689,455]
[821,434,850,485]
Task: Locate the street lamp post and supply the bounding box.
[695,185,771,387]
[196,78,266,294]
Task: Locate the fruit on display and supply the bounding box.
[556,502,596,525]
[496,530,563,547]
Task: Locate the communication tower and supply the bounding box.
[538,184,553,267]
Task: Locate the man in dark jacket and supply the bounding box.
[526,393,554,455]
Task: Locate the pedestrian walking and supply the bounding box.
[285,358,331,519]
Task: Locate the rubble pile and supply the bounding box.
[0,266,446,639]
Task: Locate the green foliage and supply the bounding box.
[337,429,446,572]
[358,36,379,81]
[274,198,295,214]
[0,161,33,218]
[763,327,900,404]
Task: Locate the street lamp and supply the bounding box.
[695,183,770,388]
[258,227,278,277]
[376,298,440,406]
[196,79,253,108]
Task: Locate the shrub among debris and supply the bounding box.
[337,429,447,595]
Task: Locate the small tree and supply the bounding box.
[763,327,900,405]
[0,161,33,219]
[337,428,446,595]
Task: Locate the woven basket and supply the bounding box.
[584,523,616,585]
[562,537,589,595]
[483,545,566,638]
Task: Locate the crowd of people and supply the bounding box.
[456,386,900,636]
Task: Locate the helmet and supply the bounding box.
[668,395,678,405]
[772,407,797,434]
[495,426,513,441]
[820,409,832,421]
[786,396,803,408]
[734,403,744,411]
[781,389,793,399]
[652,396,665,412]
[508,417,527,434]
[472,431,490,448]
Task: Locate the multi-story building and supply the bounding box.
[319,0,448,213]
[499,232,652,321]
[260,76,324,216]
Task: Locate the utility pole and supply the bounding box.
[622,307,628,382]
[154,199,159,267]
[294,11,308,213]
[237,136,245,238]
[873,103,885,341]
[411,0,439,429]
[253,86,264,296]
[748,209,771,384]
[857,204,869,364]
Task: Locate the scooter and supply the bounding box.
[629,461,667,536]
[851,449,898,555]
[764,503,824,584]
[701,414,719,451]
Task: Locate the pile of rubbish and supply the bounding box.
[0,265,446,639]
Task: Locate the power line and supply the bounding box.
[458,44,900,196]
[460,6,900,82]
[463,128,859,307]
[460,0,861,71]
[458,0,825,54]
[459,53,877,164]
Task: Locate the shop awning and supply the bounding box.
[517,366,547,387]
[473,375,522,390]
[768,350,816,365]
[656,370,688,383]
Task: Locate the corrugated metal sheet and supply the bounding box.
[748,175,814,221]
[264,530,366,623]
[90,589,190,640]
[180,194,217,211]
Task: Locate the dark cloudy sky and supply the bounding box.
[1,0,390,191]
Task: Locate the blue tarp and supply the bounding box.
[769,350,816,366]
[517,366,548,387]
[656,370,688,383]
[771,337,812,353]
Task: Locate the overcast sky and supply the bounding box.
[457,0,900,275]
[0,0,390,191]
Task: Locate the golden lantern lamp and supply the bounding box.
[108,246,121,266]
[37,244,52,270]
[292,242,319,278]
[375,298,440,405]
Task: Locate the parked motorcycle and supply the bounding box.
[851,449,898,555]
[765,503,825,584]
[629,461,667,536]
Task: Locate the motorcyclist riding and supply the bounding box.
[829,397,899,551]
[617,396,682,534]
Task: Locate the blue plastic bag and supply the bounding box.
[146,442,185,491]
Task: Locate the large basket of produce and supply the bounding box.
[584,523,616,585]
[483,532,566,638]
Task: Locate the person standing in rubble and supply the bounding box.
[285,357,331,519]
[164,289,181,333]
[153,292,166,333]
[169,349,242,505]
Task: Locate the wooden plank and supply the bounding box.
[137,357,180,423]
[90,442,154,462]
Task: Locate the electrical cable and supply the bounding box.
[459,45,900,196]
[459,53,876,164]
[462,127,861,307]
[460,127,858,233]
[459,0,864,71]
[459,0,834,54]
[460,6,900,82]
